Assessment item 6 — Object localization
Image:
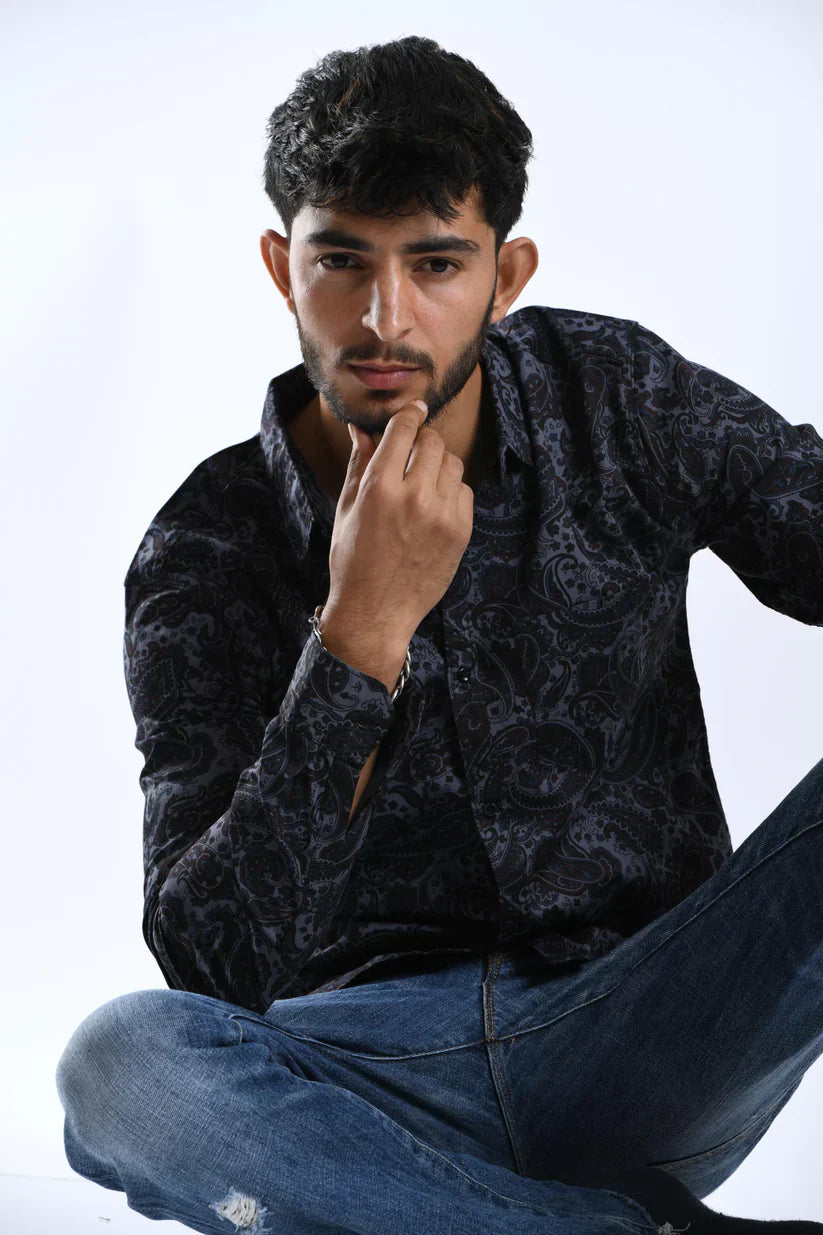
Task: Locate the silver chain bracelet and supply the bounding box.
[308,604,412,703]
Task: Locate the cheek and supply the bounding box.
[291,284,341,335]
[306,286,359,331]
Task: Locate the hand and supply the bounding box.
[324,400,474,650]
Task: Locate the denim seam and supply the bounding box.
[487,1046,529,1174]
[495,815,823,1044]
[647,1078,802,1170]
[228,1011,488,1060]
[600,1190,661,1233]
[483,951,533,1178]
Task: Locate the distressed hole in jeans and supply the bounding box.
[210,1189,270,1232]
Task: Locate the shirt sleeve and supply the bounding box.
[123,540,395,1012]
[629,320,823,625]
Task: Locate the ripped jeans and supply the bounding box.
[56,755,823,1234]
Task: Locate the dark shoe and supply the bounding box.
[609,1166,823,1234]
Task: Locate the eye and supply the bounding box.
[424,258,459,275]
[316,254,459,275]
[317,254,357,270]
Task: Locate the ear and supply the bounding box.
[259,228,293,312]
[490,236,539,322]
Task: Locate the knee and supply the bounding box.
[57,991,155,1122]
[56,988,236,1134]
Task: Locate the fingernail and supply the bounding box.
[412,400,428,412]
[347,422,356,445]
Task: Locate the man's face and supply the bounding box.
[285,187,499,436]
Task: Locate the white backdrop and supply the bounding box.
[2,0,822,1229]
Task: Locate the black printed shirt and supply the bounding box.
[123,305,823,1013]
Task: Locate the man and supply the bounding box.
[57,34,823,1235]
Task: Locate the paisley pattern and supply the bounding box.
[123,305,823,1014]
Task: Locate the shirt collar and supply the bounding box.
[259,323,533,557]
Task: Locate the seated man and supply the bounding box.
[57,33,823,1235]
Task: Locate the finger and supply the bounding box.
[340,421,378,504]
[348,421,378,464]
[456,480,474,526]
[403,424,447,489]
[434,449,464,496]
[366,400,430,486]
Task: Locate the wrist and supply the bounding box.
[311,604,411,699]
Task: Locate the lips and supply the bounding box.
[349,364,419,390]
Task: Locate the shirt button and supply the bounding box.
[456,668,471,685]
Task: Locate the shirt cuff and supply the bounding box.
[277,631,395,758]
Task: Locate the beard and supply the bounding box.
[292,277,498,438]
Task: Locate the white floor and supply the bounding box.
[0,1175,190,1235]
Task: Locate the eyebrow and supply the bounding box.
[302,227,482,256]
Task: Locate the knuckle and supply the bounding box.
[406,487,428,518]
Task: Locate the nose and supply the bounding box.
[360,265,414,341]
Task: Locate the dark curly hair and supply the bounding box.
[262,35,533,258]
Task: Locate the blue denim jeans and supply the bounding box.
[56,756,823,1234]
